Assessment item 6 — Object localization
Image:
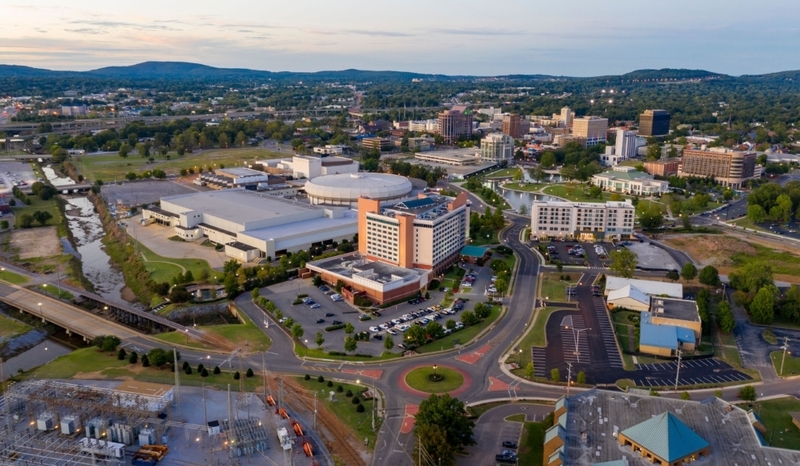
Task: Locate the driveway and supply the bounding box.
[125,214,228,268]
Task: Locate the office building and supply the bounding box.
[480,133,514,163]
[407,119,439,133]
[361,137,393,152]
[680,147,757,188]
[639,109,671,136]
[358,193,469,273]
[61,105,88,116]
[615,129,638,159]
[639,297,702,356]
[643,159,680,177]
[559,107,574,127]
[502,114,526,139]
[530,200,635,241]
[543,389,800,466]
[142,189,357,262]
[591,166,670,196]
[312,145,347,155]
[414,148,480,166]
[438,106,473,144]
[572,116,608,146]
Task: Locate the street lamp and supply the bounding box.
[1,267,4,281]
[780,336,791,376]
[38,302,42,320]
[432,364,438,378]
[563,326,591,363]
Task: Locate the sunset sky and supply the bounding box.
[2,0,798,75]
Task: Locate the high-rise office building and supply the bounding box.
[680,147,756,188]
[615,129,638,159]
[559,107,574,127]
[502,114,525,139]
[639,109,671,137]
[438,106,473,144]
[572,116,608,147]
[480,133,514,162]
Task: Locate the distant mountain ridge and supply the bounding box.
[0,61,793,82]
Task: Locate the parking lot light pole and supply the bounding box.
[780,336,790,376]
[571,327,591,363]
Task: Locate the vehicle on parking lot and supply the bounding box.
[502,441,518,449]
[456,321,464,329]
[332,320,343,325]
[319,285,329,292]
[397,324,410,332]
[316,318,325,324]
[325,312,335,317]
[391,318,402,325]
[379,323,390,330]
[386,329,397,335]
[369,326,381,333]
[310,303,321,309]
[359,314,370,321]
[372,334,383,340]
[330,294,343,301]
[371,311,382,317]
[398,343,407,350]
[495,454,516,464]
[419,318,430,325]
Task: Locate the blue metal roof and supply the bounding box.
[621,412,709,462]
[639,312,678,350]
[395,197,435,209]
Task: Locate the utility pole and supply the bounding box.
[313,392,318,432]
[674,349,682,390]
[780,336,790,376]
[566,362,573,398]
[173,347,180,419]
[261,352,267,403]
[203,382,208,429]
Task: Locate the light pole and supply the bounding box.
[37,302,42,321]
[1,267,4,281]
[563,325,590,363]
[432,364,438,379]
[780,336,791,376]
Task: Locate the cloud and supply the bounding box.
[69,19,180,32]
[343,29,414,38]
[65,28,106,35]
[435,28,521,36]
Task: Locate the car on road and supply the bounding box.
[315,318,325,324]
[502,441,518,449]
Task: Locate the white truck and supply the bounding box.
[277,427,292,451]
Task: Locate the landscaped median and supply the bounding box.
[771,350,800,377]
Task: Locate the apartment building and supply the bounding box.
[680,147,757,188]
[502,114,529,139]
[438,106,473,144]
[615,129,638,159]
[572,116,608,146]
[358,192,469,273]
[639,109,671,136]
[531,200,635,241]
[480,133,514,163]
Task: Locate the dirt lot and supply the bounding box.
[663,234,756,269]
[11,226,61,259]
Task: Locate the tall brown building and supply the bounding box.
[680,147,756,188]
[502,114,525,139]
[438,106,473,144]
[639,109,671,136]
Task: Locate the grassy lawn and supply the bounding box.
[542,184,631,203]
[732,242,800,278]
[730,216,769,232]
[771,350,800,377]
[540,272,569,302]
[404,367,464,393]
[0,314,30,339]
[753,397,800,450]
[13,196,61,229]
[77,148,286,182]
[507,307,562,370]
[138,242,217,283]
[504,182,543,192]
[151,331,209,349]
[636,199,666,214]
[29,347,262,391]
[485,168,522,178]
[441,266,466,289]
[294,377,379,449]
[518,421,546,466]
[0,270,30,285]
[303,347,400,361]
[33,284,75,301]
[413,305,502,353]
[199,311,271,352]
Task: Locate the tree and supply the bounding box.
[461,311,479,326]
[312,275,322,287]
[315,331,325,348]
[747,204,767,223]
[639,206,664,230]
[576,371,586,384]
[681,263,698,281]
[513,169,523,182]
[184,365,192,375]
[738,385,757,402]
[415,394,475,449]
[524,362,534,378]
[344,336,357,353]
[100,335,121,352]
[750,287,776,324]
[473,303,491,319]
[413,424,457,466]
[729,263,772,293]
[201,368,209,377]
[119,143,131,158]
[128,351,138,364]
[699,266,721,287]
[646,143,661,160]
[19,213,33,228]
[588,185,603,199]
[717,301,736,333]
[125,171,137,181]
[406,325,427,346]
[540,151,556,168]
[213,366,221,375]
[666,270,680,282]
[426,321,445,340]
[141,355,150,367]
[117,348,127,360]
[246,368,254,377]
[235,131,248,147]
[550,368,560,382]
[384,335,394,351]
[291,323,304,339]
[609,249,637,278]
[680,392,691,400]
[344,322,355,335]
[681,213,692,230]
[233,371,240,380]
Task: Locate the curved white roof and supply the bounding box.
[305,173,412,201]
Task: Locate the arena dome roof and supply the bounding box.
[304,173,413,205]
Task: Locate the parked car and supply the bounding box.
[315,318,325,324]
[310,303,321,309]
[332,320,342,325]
[369,326,381,333]
[325,312,335,317]
[372,334,383,341]
[502,441,518,449]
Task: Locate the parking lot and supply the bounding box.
[101,179,202,207]
[541,241,613,267]
[257,275,480,355]
[0,161,36,196]
[633,358,751,387]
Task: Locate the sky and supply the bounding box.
[1,0,799,76]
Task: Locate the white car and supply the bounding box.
[386,329,398,335]
[391,318,402,325]
[379,323,390,330]
[369,326,381,333]
[402,314,413,321]
[397,324,410,332]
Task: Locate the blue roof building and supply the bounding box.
[619,412,710,465]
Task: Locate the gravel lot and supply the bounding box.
[101,179,203,207]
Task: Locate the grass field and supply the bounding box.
[404,367,464,393]
[76,148,286,182]
[508,307,562,370]
[303,347,400,361]
[199,311,271,352]
[753,397,800,449]
[0,270,30,285]
[518,421,546,466]
[485,168,523,178]
[0,314,30,339]
[730,217,770,232]
[151,331,209,349]
[413,305,501,353]
[503,182,543,192]
[13,196,61,229]
[540,272,569,301]
[138,242,217,283]
[33,284,75,301]
[771,350,800,377]
[294,377,379,450]
[29,347,262,391]
[636,199,667,214]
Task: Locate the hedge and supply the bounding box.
[324,324,346,332]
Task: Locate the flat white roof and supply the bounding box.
[162,189,317,225]
[605,276,682,298]
[239,211,358,245]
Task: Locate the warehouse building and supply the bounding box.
[259,155,359,179]
[142,189,357,262]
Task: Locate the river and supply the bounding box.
[1,339,71,379]
[64,196,126,302]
